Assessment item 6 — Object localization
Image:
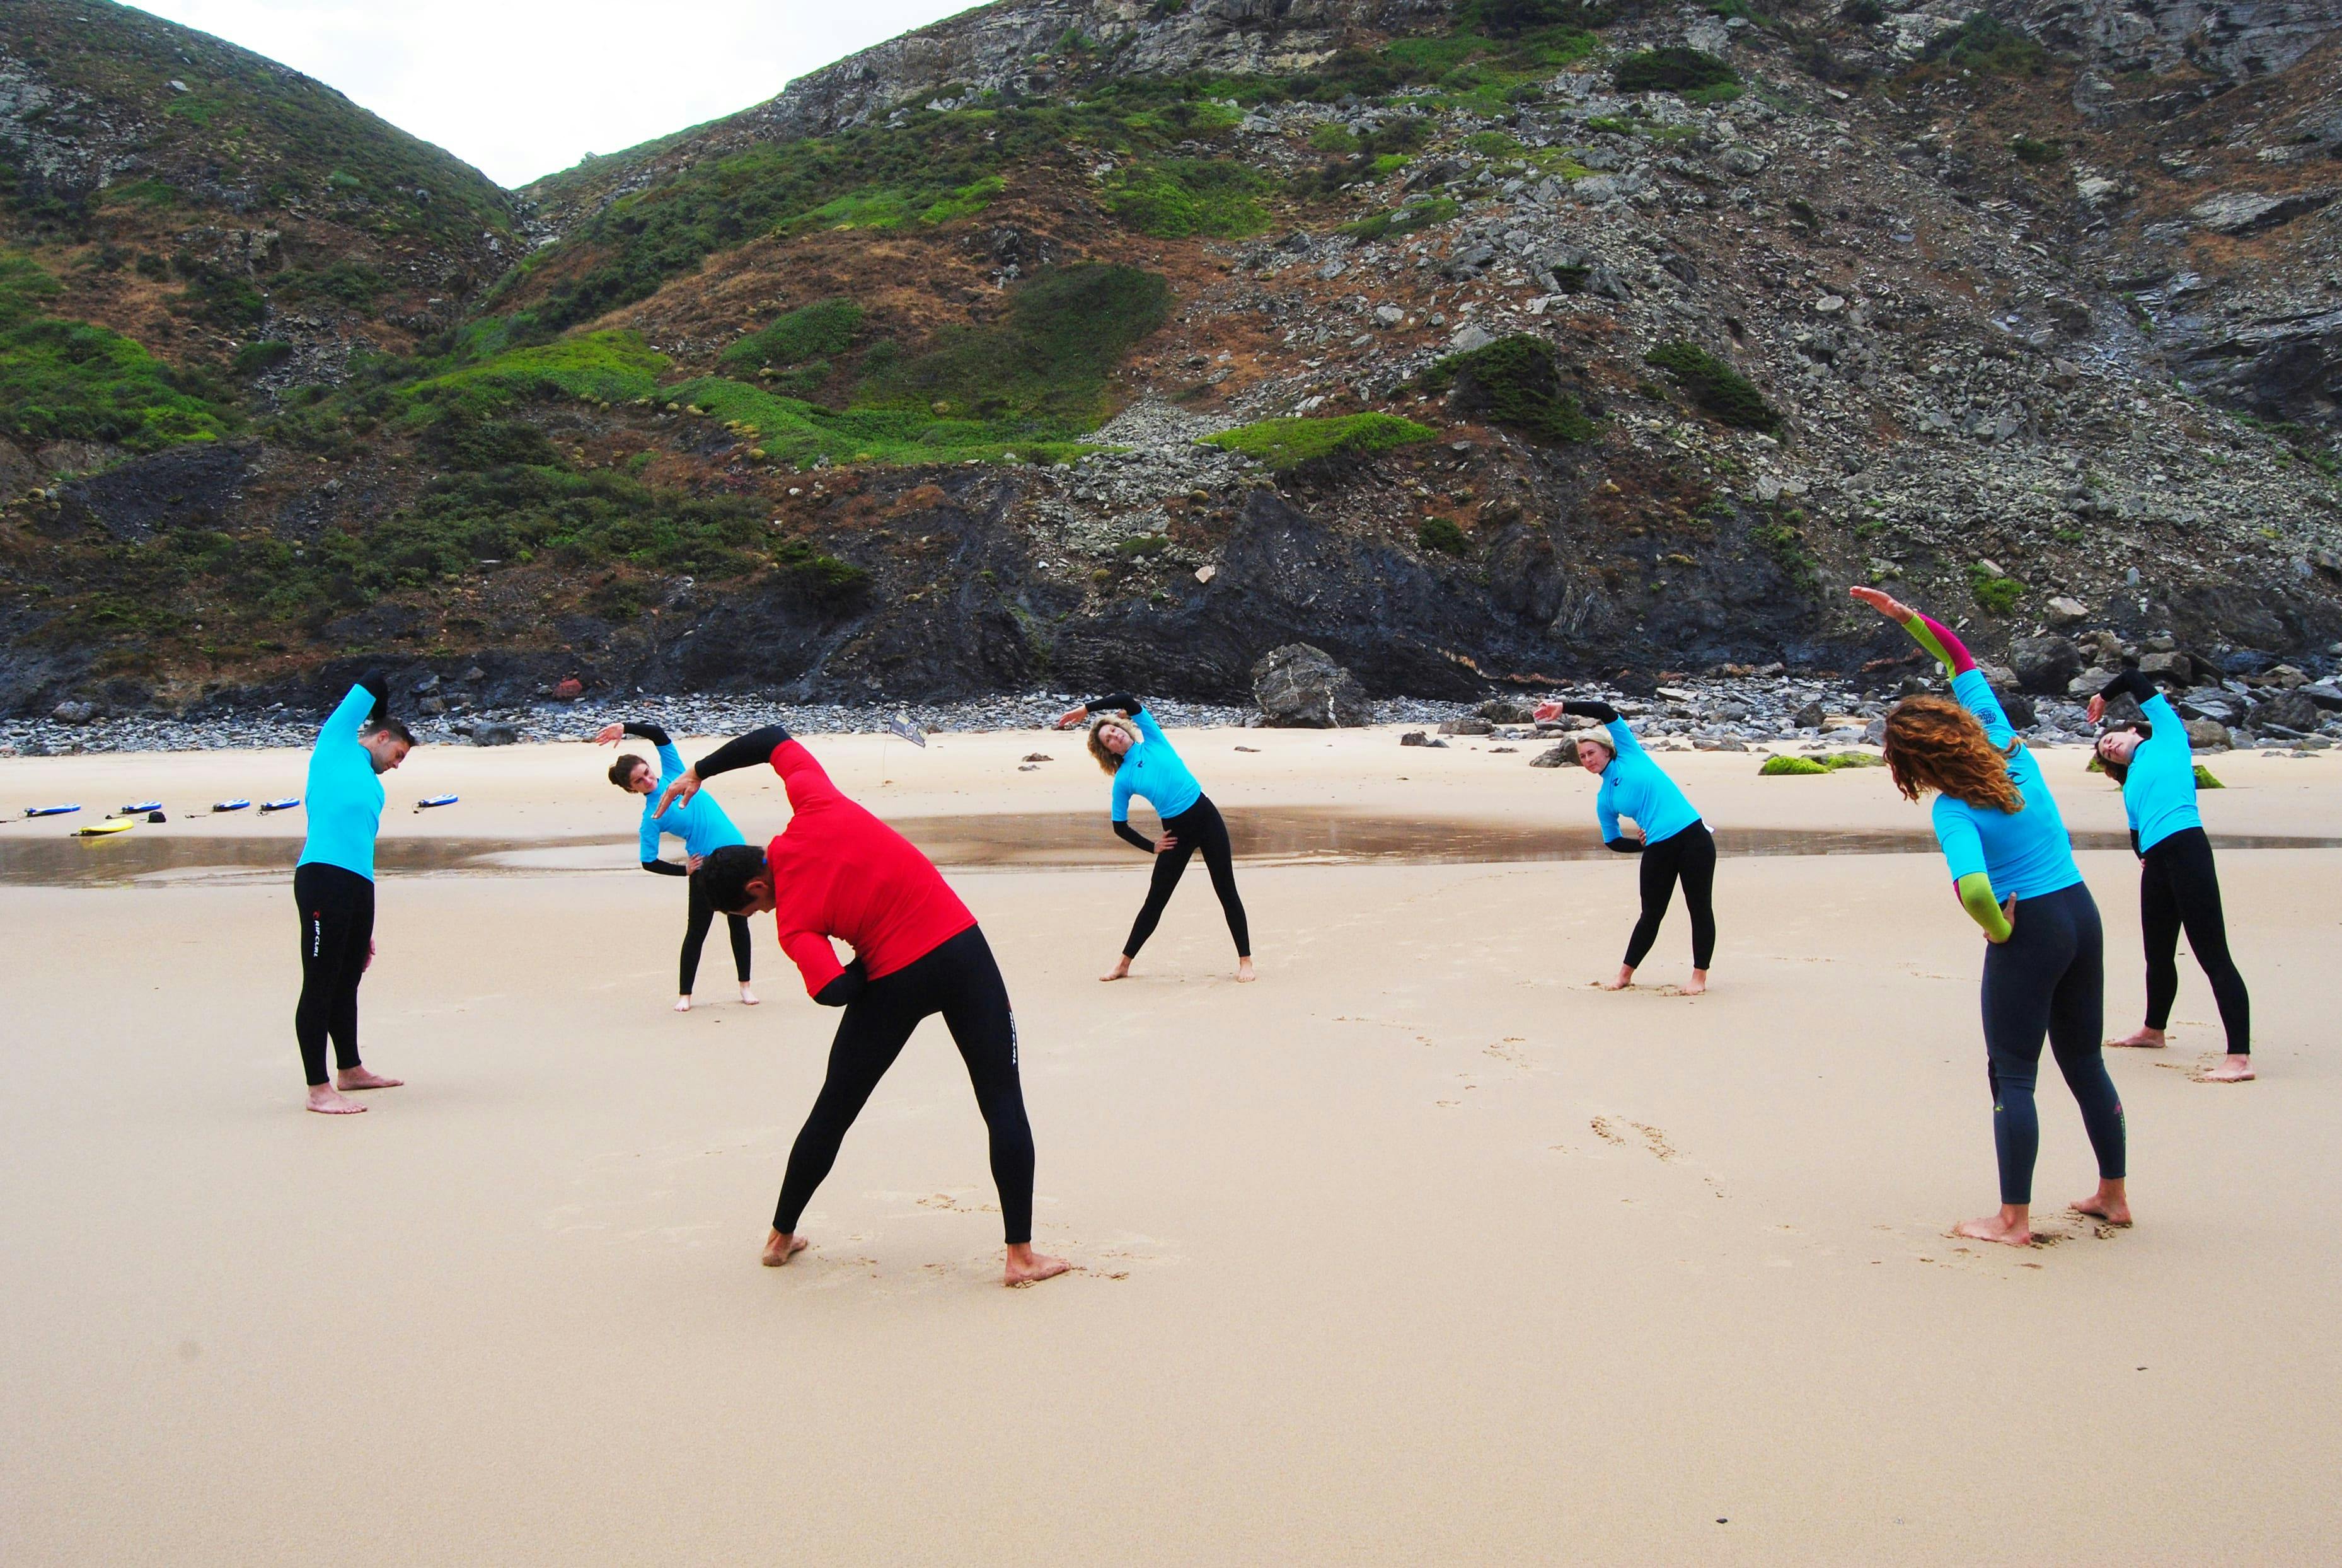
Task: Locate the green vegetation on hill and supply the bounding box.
[0,253,241,449]
[666,263,1171,466]
[1613,47,1741,101]
[0,0,512,244]
[1644,341,1777,430]
[856,263,1170,425]
[1966,562,2026,614]
[1915,14,2050,78]
[510,82,1266,333]
[718,298,865,396]
[397,331,669,416]
[1341,199,1462,241]
[1201,413,1436,469]
[1414,335,1596,444]
[1102,159,1269,238]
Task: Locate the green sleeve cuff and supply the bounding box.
[1956,872,2012,940]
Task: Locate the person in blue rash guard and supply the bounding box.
[2089,669,2253,1083]
[1054,693,1255,983]
[1532,695,1716,994]
[596,720,758,1013]
[1853,586,2130,1247]
[293,674,416,1115]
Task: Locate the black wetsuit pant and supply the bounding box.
[773,926,1037,1244]
[1980,881,2126,1206]
[1123,794,1251,960]
[681,873,753,996]
[1624,821,1716,970]
[2139,826,2250,1055]
[293,862,374,1088]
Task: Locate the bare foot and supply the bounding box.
[306,1085,367,1115]
[1100,957,1131,983]
[1598,966,1635,991]
[761,1230,809,1267]
[1681,969,1709,996]
[737,984,759,1006]
[1235,957,1257,984]
[2072,1182,2132,1226]
[335,1067,403,1090]
[1005,1243,1070,1286]
[2197,1054,2254,1083]
[1953,1206,2036,1247]
[674,995,693,1013]
[2106,1027,2167,1049]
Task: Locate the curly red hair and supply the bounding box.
[1881,695,2025,813]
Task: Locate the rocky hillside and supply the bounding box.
[4,0,2342,727]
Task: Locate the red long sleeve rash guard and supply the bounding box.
[760,739,978,998]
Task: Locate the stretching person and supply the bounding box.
[2089,670,2253,1082]
[293,674,415,1114]
[1053,693,1255,984]
[1531,696,1714,993]
[594,720,758,1012]
[1853,586,2129,1245]
[662,727,1068,1286]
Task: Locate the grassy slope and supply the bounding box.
[0,0,514,248]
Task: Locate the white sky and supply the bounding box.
[125,1,983,187]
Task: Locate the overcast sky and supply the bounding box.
[126,1,982,187]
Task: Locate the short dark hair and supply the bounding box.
[608,752,647,790]
[368,717,418,746]
[695,843,768,913]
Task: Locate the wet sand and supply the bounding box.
[3,728,2338,1564]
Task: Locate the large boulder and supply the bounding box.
[2010,635,2085,695]
[1250,643,1371,728]
[2177,687,2247,726]
[2247,690,2321,734]
[2184,718,2234,751]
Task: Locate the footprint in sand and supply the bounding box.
[1589,1115,1627,1146]
[1482,1037,1531,1069]
[1628,1121,1678,1162]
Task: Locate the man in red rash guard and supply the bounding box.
[661,725,1068,1287]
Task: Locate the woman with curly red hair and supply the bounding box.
[1852,586,2129,1247]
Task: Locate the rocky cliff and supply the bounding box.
[4,0,2342,729]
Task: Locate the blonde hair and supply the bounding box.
[1087,714,1140,773]
[1576,731,1616,758]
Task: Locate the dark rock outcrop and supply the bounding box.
[1252,643,1371,727]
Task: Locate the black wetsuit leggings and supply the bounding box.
[680,873,753,996]
[773,926,1037,1245]
[1123,794,1250,960]
[2139,826,2250,1055]
[1980,881,2126,1206]
[293,862,374,1088]
[1624,821,1716,970]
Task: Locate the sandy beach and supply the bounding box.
[3,726,2337,1565]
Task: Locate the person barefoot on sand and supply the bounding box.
[1053,693,1255,984]
[1530,696,1714,994]
[2087,671,2254,1083]
[594,720,758,1013]
[293,674,413,1114]
[664,725,1069,1286]
[1854,586,2130,1245]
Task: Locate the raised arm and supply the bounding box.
[659,723,795,817]
[1851,587,2009,735]
[1055,691,1138,730]
[1561,698,1646,761]
[1849,587,1976,675]
[318,674,388,749]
